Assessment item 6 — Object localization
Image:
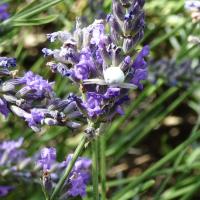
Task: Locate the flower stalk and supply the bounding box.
[100,134,107,200]
[50,135,87,200]
[92,138,100,200]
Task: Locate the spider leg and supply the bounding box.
[83,79,108,86]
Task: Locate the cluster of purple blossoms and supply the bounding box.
[43,0,149,124]
[0,57,17,118]
[0,3,9,21]
[0,138,91,198]
[0,57,82,132]
[149,59,200,86]
[0,138,29,197]
[37,147,91,198]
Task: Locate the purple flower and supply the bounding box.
[0,186,13,197]
[42,48,54,57]
[131,45,150,89]
[47,62,73,77]
[74,61,90,80]
[38,147,56,170]
[0,137,23,152]
[0,57,16,68]
[43,0,149,121]
[0,4,9,21]
[24,109,45,127]
[18,71,53,99]
[68,176,87,197]
[82,92,104,118]
[36,150,91,198]
[104,87,120,99]
[66,155,92,197]
[131,68,148,89]
[0,98,9,117]
[47,31,71,42]
[132,46,150,69]
[185,0,200,11]
[0,137,25,165]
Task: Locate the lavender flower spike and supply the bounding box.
[0,57,82,131]
[0,186,14,197]
[0,57,16,68]
[43,0,149,122]
[37,148,91,198]
[63,154,92,198]
[0,4,10,21]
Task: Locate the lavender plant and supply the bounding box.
[0,138,91,199]
[149,59,200,86]
[0,0,149,199]
[0,3,9,21]
[0,58,83,132]
[41,0,149,199]
[43,0,149,128]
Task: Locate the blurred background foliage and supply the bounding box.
[1,0,200,199]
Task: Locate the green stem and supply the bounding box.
[92,139,99,200]
[100,135,107,200]
[50,135,87,200]
[111,130,200,200]
[41,184,50,200]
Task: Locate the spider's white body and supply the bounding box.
[83,66,137,89]
[103,67,125,84]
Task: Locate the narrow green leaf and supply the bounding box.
[12,15,58,26]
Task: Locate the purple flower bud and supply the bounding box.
[0,186,13,197]
[47,62,72,77]
[0,137,24,165]
[42,48,54,57]
[74,60,90,80]
[132,68,148,89]
[25,109,45,127]
[38,147,56,171]
[112,0,125,21]
[0,4,10,21]
[47,31,71,42]
[0,98,9,117]
[104,87,120,99]
[0,137,23,152]
[65,155,91,197]
[82,92,104,118]
[132,45,150,69]
[0,57,16,68]
[131,45,149,89]
[18,71,53,99]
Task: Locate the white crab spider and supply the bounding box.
[83,66,137,89]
